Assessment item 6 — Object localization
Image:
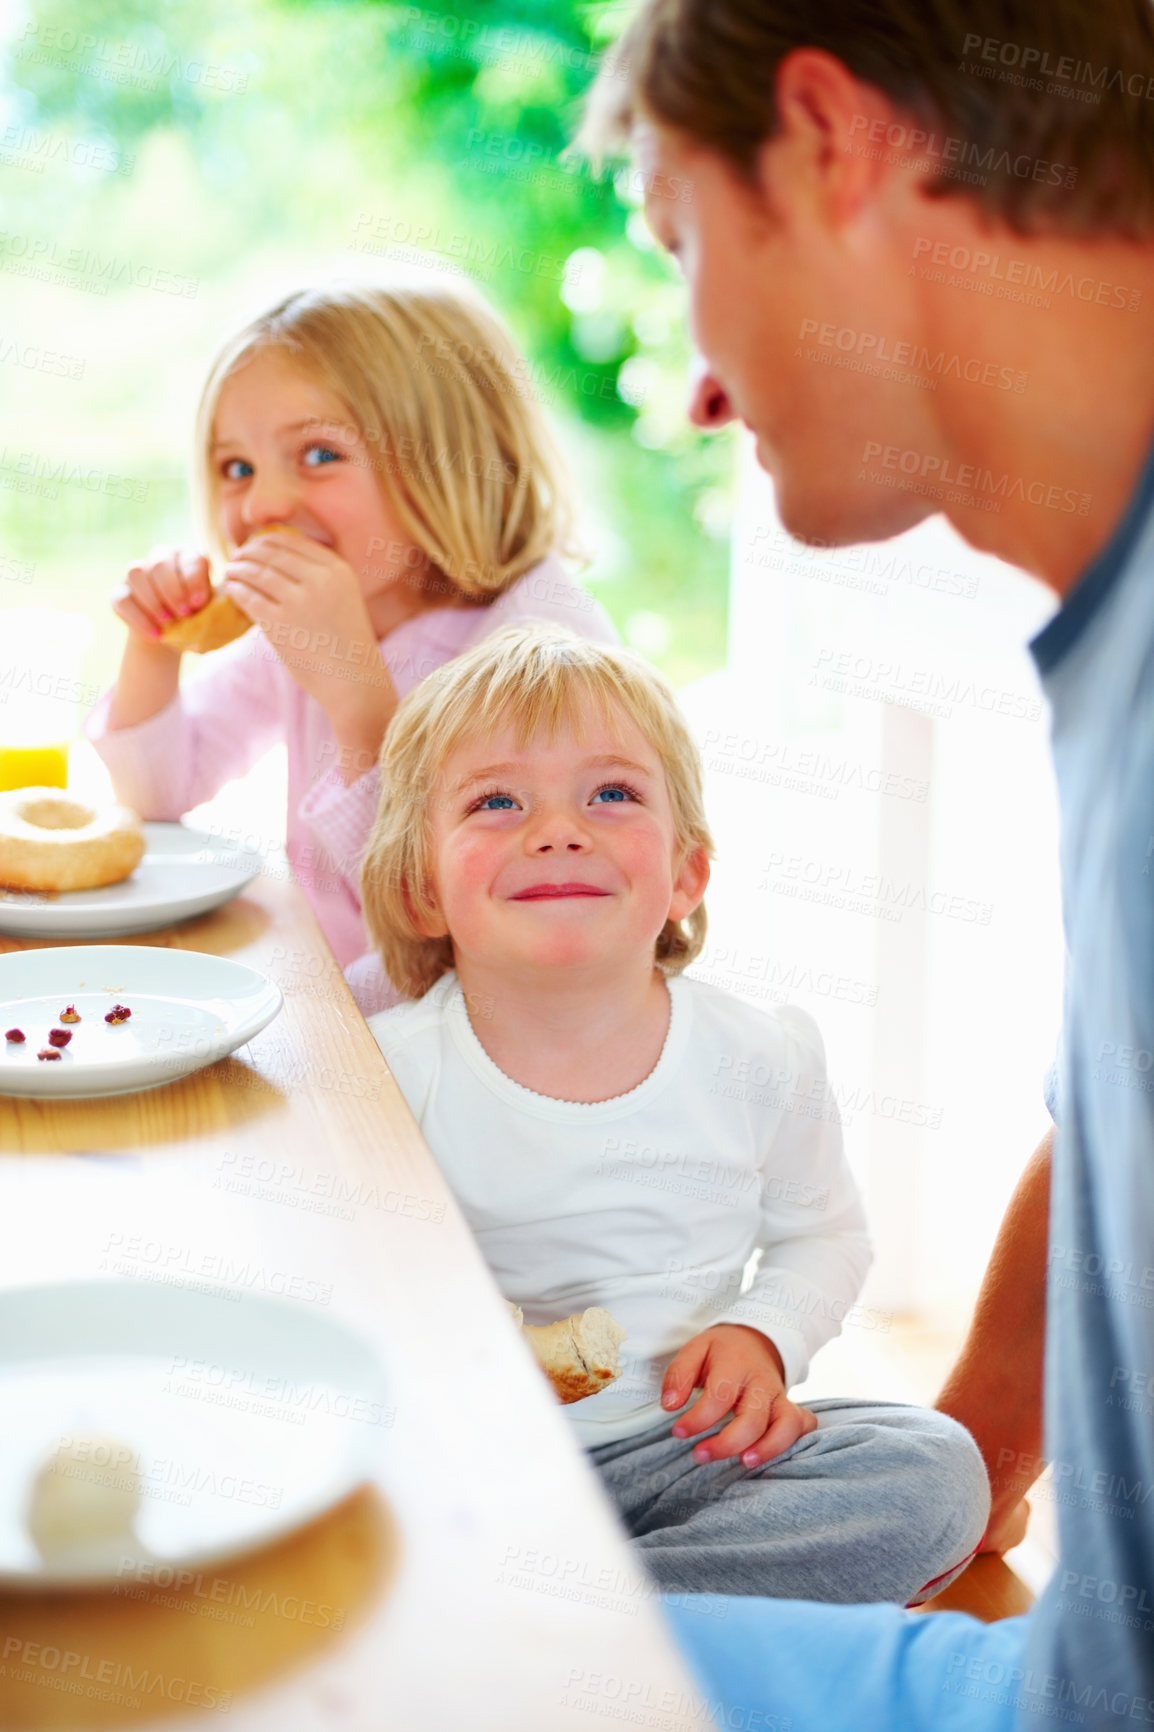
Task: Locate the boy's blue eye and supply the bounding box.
[222,458,253,481]
[591,784,635,804]
[477,793,518,811]
[303,444,341,467]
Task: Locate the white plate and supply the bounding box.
[0,1280,388,1586]
[0,823,264,938]
[0,946,282,1098]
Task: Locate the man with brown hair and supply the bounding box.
[581,2,1154,1725]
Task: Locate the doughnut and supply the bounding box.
[160,524,304,654]
[0,788,145,892]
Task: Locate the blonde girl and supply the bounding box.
[88,276,616,980]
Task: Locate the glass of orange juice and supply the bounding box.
[0,610,94,791]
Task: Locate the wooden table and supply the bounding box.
[0,868,712,1729]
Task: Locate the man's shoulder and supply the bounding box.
[1037,451,1154,695]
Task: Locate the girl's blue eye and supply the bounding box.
[591,783,636,804]
[303,445,341,467]
[222,458,252,481]
[477,793,518,811]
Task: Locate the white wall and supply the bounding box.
[681,438,1064,1331]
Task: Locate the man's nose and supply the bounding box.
[687,361,736,431]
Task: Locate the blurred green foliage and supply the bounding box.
[0,0,735,689]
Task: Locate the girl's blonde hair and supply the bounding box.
[194,277,581,600]
[362,624,714,999]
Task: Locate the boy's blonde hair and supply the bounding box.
[362,625,714,999]
[194,277,580,601]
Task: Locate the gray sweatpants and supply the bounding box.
[589,1398,989,1606]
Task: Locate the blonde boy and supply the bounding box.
[361,624,988,1604]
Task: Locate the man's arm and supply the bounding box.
[935,1126,1052,1552]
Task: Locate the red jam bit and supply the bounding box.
[47,1028,72,1049]
[5,1028,25,1044]
[37,1048,62,1061]
[59,1006,80,1024]
[104,1004,132,1025]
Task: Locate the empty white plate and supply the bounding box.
[0,823,265,939]
[0,1280,389,1586]
[0,946,282,1098]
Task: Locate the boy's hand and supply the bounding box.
[113,546,213,641]
[661,1324,818,1468]
[980,1496,1031,1555]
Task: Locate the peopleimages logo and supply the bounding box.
[860,441,1092,516]
[910,237,1142,311]
[961,31,1154,100]
[798,319,1027,393]
[849,113,1076,187]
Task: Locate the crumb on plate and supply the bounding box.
[5,1028,25,1044]
[47,1028,72,1049]
[37,1047,62,1061]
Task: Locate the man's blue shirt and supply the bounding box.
[664,449,1154,1731]
[1025,443,1154,1724]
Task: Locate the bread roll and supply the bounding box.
[160,589,251,655]
[26,1433,142,1569]
[159,524,305,654]
[509,1303,626,1404]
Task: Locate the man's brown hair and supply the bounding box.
[580,0,1154,235]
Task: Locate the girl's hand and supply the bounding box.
[112,547,213,642]
[224,528,399,780]
[661,1324,818,1468]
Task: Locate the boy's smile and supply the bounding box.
[509,882,609,899]
[422,696,708,983]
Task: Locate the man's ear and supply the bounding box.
[759,47,897,228]
[669,845,710,924]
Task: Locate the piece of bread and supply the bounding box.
[26,1433,142,1566]
[159,589,251,654]
[159,524,305,655]
[509,1304,626,1404]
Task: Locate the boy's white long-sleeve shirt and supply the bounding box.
[369,970,872,1447]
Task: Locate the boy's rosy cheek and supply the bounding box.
[446,837,501,893]
[619,830,674,875]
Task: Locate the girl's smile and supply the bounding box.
[211,349,438,637]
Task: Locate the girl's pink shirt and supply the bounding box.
[87,556,617,972]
